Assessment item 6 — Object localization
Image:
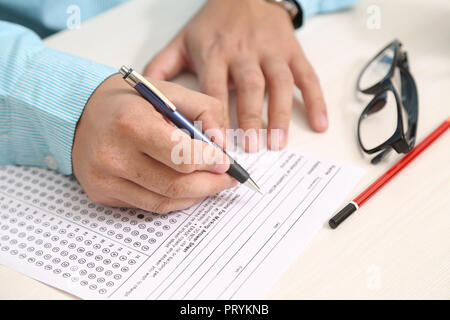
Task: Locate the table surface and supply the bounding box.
[1,0,449,299]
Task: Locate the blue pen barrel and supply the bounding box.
[134,82,250,184]
[135,83,212,144]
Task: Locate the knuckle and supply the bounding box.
[101,199,123,208]
[127,168,142,181]
[84,172,115,197]
[115,110,140,136]
[84,189,104,204]
[301,69,319,86]
[235,38,249,54]
[99,177,117,194]
[90,178,107,195]
[92,147,123,174]
[84,168,103,189]
[199,47,218,64]
[92,147,110,166]
[273,72,294,86]
[199,33,228,61]
[152,199,172,214]
[239,110,261,126]
[204,82,225,98]
[241,72,265,90]
[270,113,291,128]
[177,162,196,174]
[165,180,188,199]
[105,154,136,179]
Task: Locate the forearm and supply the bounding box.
[0,21,115,174]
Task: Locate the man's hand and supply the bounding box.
[72,74,236,214]
[144,0,328,151]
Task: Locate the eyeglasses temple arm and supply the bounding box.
[371,147,392,164]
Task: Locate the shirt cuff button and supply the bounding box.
[45,155,59,170]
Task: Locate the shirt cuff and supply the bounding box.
[8,47,116,175]
[297,0,358,18]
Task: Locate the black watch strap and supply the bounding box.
[286,0,303,29]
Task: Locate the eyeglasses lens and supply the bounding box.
[359,90,398,150]
[359,45,395,91]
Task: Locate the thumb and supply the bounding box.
[144,33,187,80]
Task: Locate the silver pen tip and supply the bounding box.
[246,177,263,195]
[119,65,130,76]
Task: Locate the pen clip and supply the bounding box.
[119,65,177,112]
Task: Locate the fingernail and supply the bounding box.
[252,134,260,152]
[243,133,259,152]
[315,112,328,131]
[268,129,286,150]
[278,129,286,148]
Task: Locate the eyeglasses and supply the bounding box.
[356,39,418,164]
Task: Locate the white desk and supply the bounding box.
[1,0,449,299]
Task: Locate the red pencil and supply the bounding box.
[329,117,450,229]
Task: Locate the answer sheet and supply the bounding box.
[0,148,363,299]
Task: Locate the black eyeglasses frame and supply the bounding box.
[356,39,418,164]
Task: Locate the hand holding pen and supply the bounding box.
[72,73,251,214]
[119,66,261,193]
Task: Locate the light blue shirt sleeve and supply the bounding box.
[0,21,116,174]
[0,0,128,38]
[298,0,359,18]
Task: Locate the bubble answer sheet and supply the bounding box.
[0,148,363,299]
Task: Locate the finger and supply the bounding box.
[230,58,265,152]
[144,33,187,80]
[197,58,230,128]
[82,183,135,208]
[154,80,224,127]
[261,56,294,150]
[153,80,227,147]
[136,113,230,174]
[108,199,136,208]
[290,47,328,132]
[117,153,237,199]
[91,195,133,208]
[112,178,204,214]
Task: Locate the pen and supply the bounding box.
[329,117,450,229]
[118,66,262,194]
